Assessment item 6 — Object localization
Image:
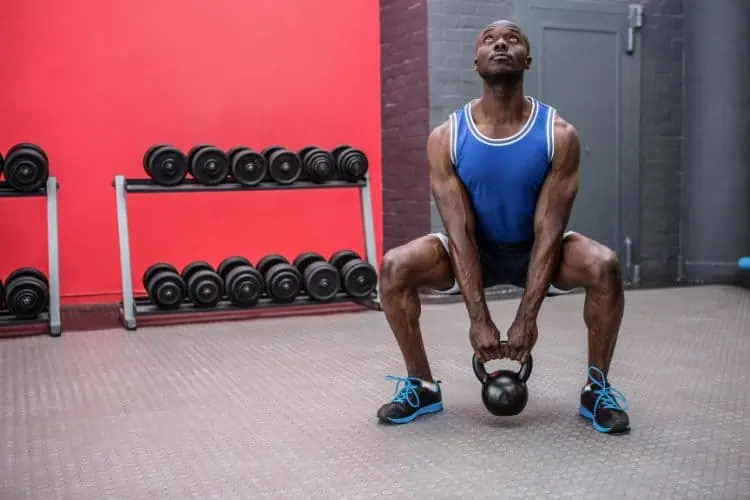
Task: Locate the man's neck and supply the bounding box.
[478,75,527,124]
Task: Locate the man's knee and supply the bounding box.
[588,247,622,289]
[379,248,409,291]
[379,236,453,293]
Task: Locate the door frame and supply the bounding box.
[516,0,643,270]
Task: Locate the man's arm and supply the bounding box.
[515,116,581,323]
[427,122,491,324]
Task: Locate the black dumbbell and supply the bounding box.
[143,262,186,309]
[227,146,268,186]
[329,250,378,298]
[298,146,336,184]
[217,256,264,307]
[4,267,49,318]
[261,146,303,185]
[3,143,49,192]
[187,144,230,185]
[330,145,368,182]
[181,261,224,308]
[293,252,341,302]
[143,144,188,186]
[256,254,302,303]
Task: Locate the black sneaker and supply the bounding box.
[579,366,631,434]
[377,376,443,424]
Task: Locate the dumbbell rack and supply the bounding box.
[113,175,381,330]
[0,177,62,337]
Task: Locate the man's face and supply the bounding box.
[474,21,532,79]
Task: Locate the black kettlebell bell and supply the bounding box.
[472,344,533,416]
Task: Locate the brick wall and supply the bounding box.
[379,0,431,252]
[632,0,684,283]
[425,0,685,285]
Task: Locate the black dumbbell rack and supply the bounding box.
[0,177,62,336]
[112,175,381,330]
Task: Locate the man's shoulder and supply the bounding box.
[548,110,580,167]
[428,120,451,151]
[535,99,577,145]
[551,112,578,145]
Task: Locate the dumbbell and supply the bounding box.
[330,145,368,182]
[217,256,264,307]
[143,262,186,309]
[297,146,336,184]
[181,261,224,308]
[261,146,303,185]
[226,146,267,186]
[256,254,302,303]
[3,143,49,192]
[292,252,342,302]
[329,250,378,298]
[143,144,188,186]
[187,144,230,185]
[4,267,49,318]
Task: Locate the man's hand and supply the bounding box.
[504,318,538,363]
[469,319,503,363]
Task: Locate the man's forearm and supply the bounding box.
[516,228,564,322]
[449,235,491,324]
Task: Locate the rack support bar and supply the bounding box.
[359,176,380,303]
[115,175,136,329]
[46,176,62,336]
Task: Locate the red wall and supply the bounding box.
[0,0,382,305]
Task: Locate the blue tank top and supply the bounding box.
[449,97,557,244]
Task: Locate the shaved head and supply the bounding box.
[476,20,531,53]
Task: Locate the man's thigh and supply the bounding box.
[511,230,581,296]
[551,231,620,291]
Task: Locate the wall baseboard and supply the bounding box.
[1,300,374,339]
[61,303,122,331]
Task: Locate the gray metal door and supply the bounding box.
[517,0,642,262]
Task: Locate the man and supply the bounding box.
[376,20,630,434]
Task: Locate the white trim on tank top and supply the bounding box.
[546,106,557,163]
[449,111,458,166]
[464,97,539,147]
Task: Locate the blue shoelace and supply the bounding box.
[385,375,422,408]
[588,365,628,414]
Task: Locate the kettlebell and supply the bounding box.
[472,344,533,416]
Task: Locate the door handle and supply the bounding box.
[627,4,644,54]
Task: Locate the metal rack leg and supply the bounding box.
[46,176,62,336]
[115,175,137,329]
[359,176,381,309]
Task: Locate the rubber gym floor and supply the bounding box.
[2,285,748,499]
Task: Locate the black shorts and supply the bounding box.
[430,232,575,295]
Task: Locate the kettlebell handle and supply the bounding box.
[471,343,533,383]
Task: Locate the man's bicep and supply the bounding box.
[426,124,472,233]
[427,125,460,201]
[551,123,581,202]
[535,121,580,228]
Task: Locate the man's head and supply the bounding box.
[474,20,532,80]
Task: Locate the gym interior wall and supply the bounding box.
[0,0,382,309]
